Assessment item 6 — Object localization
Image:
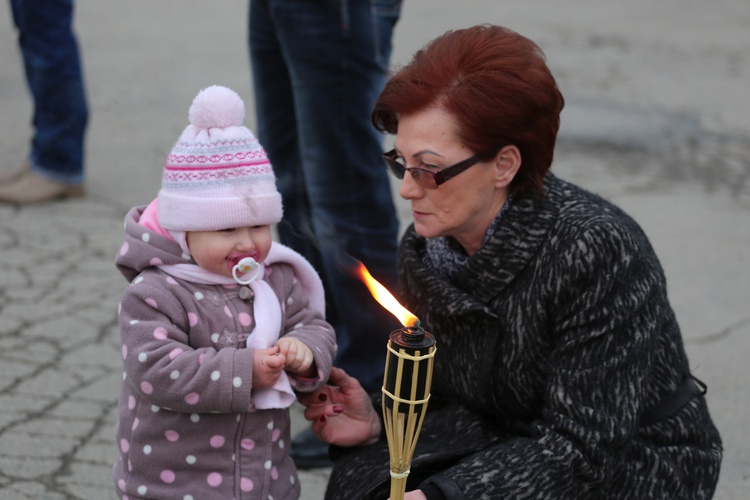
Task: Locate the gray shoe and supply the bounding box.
[0,170,84,205]
[0,162,31,185]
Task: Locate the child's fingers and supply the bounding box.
[257,346,279,357]
[264,352,285,369]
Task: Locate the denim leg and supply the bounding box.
[249,0,402,392]
[11,0,88,184]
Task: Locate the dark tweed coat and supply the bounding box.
[325,173,722,499]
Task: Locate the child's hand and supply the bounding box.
[276,337,315,377]
[252,346,286,390]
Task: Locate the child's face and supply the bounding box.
[187,225,273,278]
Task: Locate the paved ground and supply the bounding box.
[0,1,748,498]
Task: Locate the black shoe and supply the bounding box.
[290,428,333,469]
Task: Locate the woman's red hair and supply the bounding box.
[372,24,564,196]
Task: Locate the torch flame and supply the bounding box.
[355,262,419,327]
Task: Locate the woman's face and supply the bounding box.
[394,106,517,255]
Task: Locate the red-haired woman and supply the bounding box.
[299,24,722,500]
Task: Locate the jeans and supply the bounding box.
[249,0,402,393]
[10,0,88,184]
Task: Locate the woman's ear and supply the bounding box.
[494,145,521,188]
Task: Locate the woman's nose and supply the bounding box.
[399,173,422,200]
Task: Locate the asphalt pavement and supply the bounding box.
[0,1,748,498]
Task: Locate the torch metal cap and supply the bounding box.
[389,326,435,350]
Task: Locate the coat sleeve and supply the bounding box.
[421,223,666,498]
[118,273,255,413]
[271,264,337,392]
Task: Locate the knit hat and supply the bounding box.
[157,85,282,231]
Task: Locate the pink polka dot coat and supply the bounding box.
[113,206,337,499]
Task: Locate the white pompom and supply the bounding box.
[188,85,245,129]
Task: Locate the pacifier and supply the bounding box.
[232,257,262,285]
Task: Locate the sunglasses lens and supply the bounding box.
[382,152,437,188]
[384,157,406,179]
[409,169,435,189]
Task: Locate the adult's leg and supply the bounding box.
[249,0,402,393]
[249,0,315,262]
[10,0,88,185]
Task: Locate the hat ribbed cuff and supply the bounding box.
[158,191,282,231]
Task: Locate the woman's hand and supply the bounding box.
[390,491,427,500]
[297,366,381,447]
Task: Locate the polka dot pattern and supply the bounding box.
[207,472,222,487]
[241,477,254,492]
[188,312,198,326]
[240,438,255,450]
[113,228,326,499]
[238,312,252,326]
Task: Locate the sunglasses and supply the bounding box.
[382,149,484,189]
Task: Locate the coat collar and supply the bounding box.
[400,172,562,316]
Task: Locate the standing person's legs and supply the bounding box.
[249,0,320,268]
[250,0,402,394]
[1,0,88,202]
[250,1,402,467]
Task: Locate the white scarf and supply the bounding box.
[159,243,324,410]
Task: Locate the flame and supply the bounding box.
[355,262,419,327]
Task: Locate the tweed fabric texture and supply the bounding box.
[325,173,722,499]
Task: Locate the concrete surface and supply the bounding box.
[0,1,748,498]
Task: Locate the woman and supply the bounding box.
[299,25,722,499]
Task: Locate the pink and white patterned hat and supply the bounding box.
[157,85,282,231]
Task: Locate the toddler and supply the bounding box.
[113,85,336,499]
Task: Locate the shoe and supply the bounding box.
[0,169,84,205]
[290,428,332,469]
[0,162,31,184]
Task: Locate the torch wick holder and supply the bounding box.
[401,325,425,344]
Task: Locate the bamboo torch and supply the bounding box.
[355,263,437,500]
